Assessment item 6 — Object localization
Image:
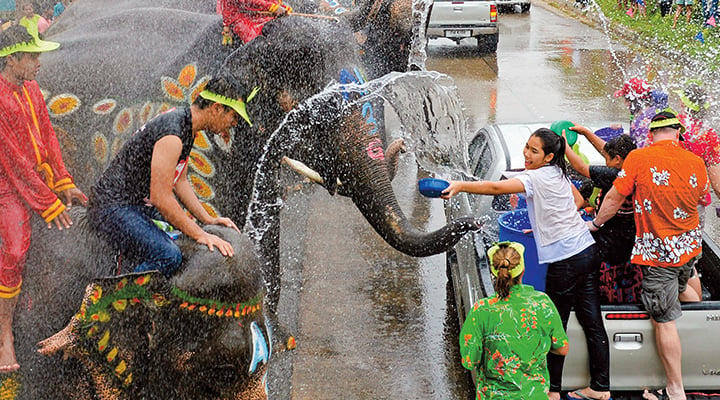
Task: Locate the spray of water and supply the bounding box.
[244,70,477,242]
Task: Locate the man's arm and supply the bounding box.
[571,124,607,156]
[175,173,241,233]
[149,136,235,256]
[564,134,590,178]
[0,113,67,225]
[588,186,625,230]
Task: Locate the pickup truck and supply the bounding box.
[444,123,720,397]
[426,0,499,53]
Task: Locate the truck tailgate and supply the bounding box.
[563,305,720,390]
[429,0,495,27]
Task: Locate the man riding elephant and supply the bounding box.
[0,26,87,375]
[23,223,273,400]
[220,0,293,45]
[86,75,252,278]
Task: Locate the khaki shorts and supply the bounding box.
[641,256,698,323]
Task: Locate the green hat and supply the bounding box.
[487,241,525,279]
[198,86,259,126]
[673,80,710,112]
[0,36,60,58]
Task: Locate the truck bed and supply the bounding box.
[447,231,720,393]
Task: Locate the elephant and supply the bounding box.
[9,209,270,400]
[21,0,483,383]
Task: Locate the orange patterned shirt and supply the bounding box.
[613,140,709,267]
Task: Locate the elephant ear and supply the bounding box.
[37,272,173,398]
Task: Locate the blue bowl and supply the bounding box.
[418,178,450,198]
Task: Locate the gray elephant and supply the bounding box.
[34,1,481,316]
[11,210,270,400]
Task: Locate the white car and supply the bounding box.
[426,0,499,53]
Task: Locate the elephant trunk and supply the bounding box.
[338,109,483,257]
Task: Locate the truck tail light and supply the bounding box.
[605,312,650,320]
[490,4,497,22]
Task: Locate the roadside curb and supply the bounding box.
[530,0,716,80]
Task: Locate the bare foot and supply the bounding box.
[643,388,661,400]
[548,391,561,400]
[0,337,18,374]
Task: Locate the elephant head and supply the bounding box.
[250,77,483,259]
[35,225,270,400]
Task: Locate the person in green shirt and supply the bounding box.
[459,241,569,399]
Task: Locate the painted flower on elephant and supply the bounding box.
[47,93,81,117]
[134,275,151,286]
[93,132,109,164]
[139,102,154,124]
[189,150,216,178]
[92,99,117,115]
[366,138,385,160]
[190,174,215,200]
[202,202,219,218]
[113,107,134,135]
[161,63,210,104]
[193,130,212,150]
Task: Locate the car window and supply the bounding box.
[468,128,494,179]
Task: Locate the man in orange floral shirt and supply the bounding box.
[0,26,87,373]
[589,110,708,400]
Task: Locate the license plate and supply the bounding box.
[445,29,471,38]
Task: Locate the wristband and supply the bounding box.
[591,219,603,229]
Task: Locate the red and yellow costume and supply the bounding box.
[221,0,292,43]
[0,74,77,298]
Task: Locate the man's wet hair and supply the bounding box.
[0,26,34,69]
[604,134,636,160]
[578,178,594,201]
[193,76,248,110]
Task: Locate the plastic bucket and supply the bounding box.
[497,209,547,291]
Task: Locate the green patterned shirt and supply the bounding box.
[459,284,568,399]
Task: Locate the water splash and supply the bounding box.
[244,70,474,242]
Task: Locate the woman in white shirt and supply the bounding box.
[441,128,611,400]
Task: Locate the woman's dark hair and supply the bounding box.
[491,245,522,299]
[604,134,636,160]
[531,128,569,177]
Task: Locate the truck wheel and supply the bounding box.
[477,33,499,53]
[521,3,531,12]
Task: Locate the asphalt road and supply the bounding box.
[265,2,718,399]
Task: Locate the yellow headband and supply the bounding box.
[0,38,60,57]
[487,241,525,279]
[198,86,259,127]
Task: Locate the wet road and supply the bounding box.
[268,3,683,399]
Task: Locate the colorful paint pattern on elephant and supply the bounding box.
[47,64,225,218]
[47,93,81,117]
[71,274,265,392]
[338,68,383,161]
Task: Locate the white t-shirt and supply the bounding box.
[510,166,595,264]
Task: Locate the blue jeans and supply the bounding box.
[87,204,182,277]
[545,244,610,393]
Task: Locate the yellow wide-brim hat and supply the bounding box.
[0,37,60,57]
